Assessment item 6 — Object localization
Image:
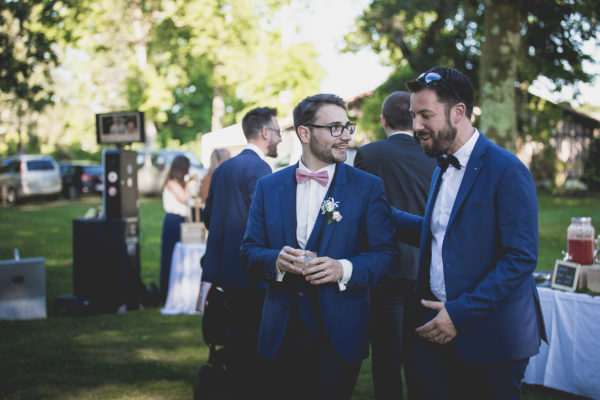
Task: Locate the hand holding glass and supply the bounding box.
[294,251,317,269]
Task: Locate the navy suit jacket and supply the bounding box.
[240,162,399,362]
[393,133,545,364]
[202,149,271,288]
[354,133,436,283]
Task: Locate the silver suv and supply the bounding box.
[0,154,62,205]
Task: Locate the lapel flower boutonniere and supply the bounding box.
[321,197,342,224]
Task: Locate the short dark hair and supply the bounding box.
[406,67,474,118]
[242,107,278,140]
[293,93,347,132]
[382,91,412,131]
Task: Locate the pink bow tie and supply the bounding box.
[295,168,329,187]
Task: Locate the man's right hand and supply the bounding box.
[276,246,306,275]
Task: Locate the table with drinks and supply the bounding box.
[523,216,600,399]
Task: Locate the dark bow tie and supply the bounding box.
[295,168,329,186]
[436,154,461,171]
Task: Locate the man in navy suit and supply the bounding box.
[241,94,398,400]
[201,106,281,399]
[392,67,545,399]
[354,91,436,400]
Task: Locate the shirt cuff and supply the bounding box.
[337,259,352,291]
[276,260,285,282]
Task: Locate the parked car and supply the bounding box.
[137,149,206,196]
[59,161,104,199]
[0,154,62,205]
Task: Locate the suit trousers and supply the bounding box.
[406,307,529,400]
[370,282,413,400]
[261,301,362,400]
[222,286,266,400]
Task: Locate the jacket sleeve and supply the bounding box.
[240,179,280,282]
[344,178,400,288]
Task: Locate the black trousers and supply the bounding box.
[370,281,413,400]
[261,305,362,400]
[222,286,266,400]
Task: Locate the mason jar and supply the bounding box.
[567,217,595,265]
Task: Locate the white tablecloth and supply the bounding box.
[524,287,600,399]
[161,242,205,315]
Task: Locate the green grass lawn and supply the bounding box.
[0,192,598,399]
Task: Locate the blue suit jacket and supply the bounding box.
[202,149,271,288]
[240,162,399,362]
[393,134,545,364]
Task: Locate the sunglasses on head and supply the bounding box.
[417,71,460,99]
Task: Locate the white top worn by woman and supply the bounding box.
[163,186,189,217]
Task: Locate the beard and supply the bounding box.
[417,113,457,157]
[309,134,346,164]
[266,139,279,158]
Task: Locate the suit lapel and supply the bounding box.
[278,165,298,246]
[318,163,347,254]
[447,134,487,230]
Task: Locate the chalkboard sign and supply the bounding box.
[551,260,580,292]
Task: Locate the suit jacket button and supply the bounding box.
[298,291,304,297]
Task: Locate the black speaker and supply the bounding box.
[72,218,142,313]
[103,149,138,219]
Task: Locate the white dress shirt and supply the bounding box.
[277,160,352,290]
[430,130,480,302]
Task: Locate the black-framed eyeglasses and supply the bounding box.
[417,71,460,99]
[264,127,281,136]
[304,121,356,137]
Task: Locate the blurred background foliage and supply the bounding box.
[1,0,599,189]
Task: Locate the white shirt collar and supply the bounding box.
[245,143,266,160]
[389,131,413,138]
[452,129,479,169]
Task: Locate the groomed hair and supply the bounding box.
[241,107,278,140]
[165,155,190,188]
[382,91,412,131]
[293,93,347,132]
[406,66,474,118]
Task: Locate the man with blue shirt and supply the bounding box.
[393,67,545,399]
[241,94,398,400]
[201,106,281,399]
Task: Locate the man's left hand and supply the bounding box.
[415,300,457,344]
[303,257,343,285]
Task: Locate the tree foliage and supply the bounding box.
[345,0,600,144]
[0,0,323,156]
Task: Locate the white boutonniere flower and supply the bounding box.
[321,197,342,224]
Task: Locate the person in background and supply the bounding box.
[198,148,231,206]
[393,66,545,399]
[109,116,126,134]
[354,91,436,400]
[201,107,281,399]
[126,119,137,135]
[159,155,192,303]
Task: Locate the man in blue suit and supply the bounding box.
[240,94,398,400]
[201,106,281,399]
[392,67,545,399]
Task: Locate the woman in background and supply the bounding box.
[160,155,192,303]
[198,148,230,205]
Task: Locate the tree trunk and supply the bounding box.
[479,2,521,152]
[131,0,157,149]
[211,86,225,132]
